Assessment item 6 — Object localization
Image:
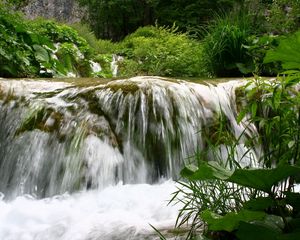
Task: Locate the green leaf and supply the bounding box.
[251,102,257,118]
[236,221,280,240]
[32,44,49,62]
[285,192,300,212]
[237,110,246,123]
[236,62,254,74]
[263,214,285,231]
[228,165,300,192]
[288,141,295,149]
[180,162,233,181]
[182,162,300,193]
[243,197,275,211]
[264,31,300,71]
[201,209,265,232]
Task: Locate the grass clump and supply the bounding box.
[200,11,253,78]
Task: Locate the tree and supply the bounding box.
[77,0,239,40]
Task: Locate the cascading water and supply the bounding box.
[0,76,253,239]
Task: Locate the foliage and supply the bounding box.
[264,0,300,34]
[70,23,100,50]
[264,30,300,71]
[31,19,93,58]
[75,0,300,79]
[241,34,280,76]
[77,0,240,40]
[118,25,203,77]
[0,5,51,77]
[77,0,158,41]
[0,4,98,78]
[200,10,253,77]
[171,32,300,239]
[93,54,113,78]
[153,0,237,35]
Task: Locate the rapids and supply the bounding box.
[0,76,252,239]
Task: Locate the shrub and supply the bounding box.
[0,5,97,78]
[241,34,280,76]
[118,25,203,77]
[96,39,119,54]
[93,54,113,78]
[264,0,300,34]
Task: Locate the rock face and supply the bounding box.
[21,0,86,23]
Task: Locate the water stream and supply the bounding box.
[0,76,251,239]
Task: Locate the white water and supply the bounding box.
[0,181,180,240]
[0,76,253,240]
[111,55,124,77]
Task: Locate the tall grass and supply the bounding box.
[201,10,253,77]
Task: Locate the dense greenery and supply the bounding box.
[76,0,300,41]
[171,32,300,239]
[117,25,203,77]
[0,3,100,78]
[1,1,300,239]
[0,5,204,78]
[2,0,300,78]
[77,0,237,41]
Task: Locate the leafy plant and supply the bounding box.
[240,34,280,76]
[118,25,203,77]
[0,4,97,78]
[171,31,300,239]
[200,10,253,77]
[264,0,300,35]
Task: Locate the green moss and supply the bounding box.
[235,86,245,113]
[108,81,140,94]
[15,106,63,135]
[0,88,18,104]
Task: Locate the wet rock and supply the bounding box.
[20,0,87,23]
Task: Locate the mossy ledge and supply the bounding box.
[107,80,140,94]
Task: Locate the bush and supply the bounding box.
[0,10,37,77]
[264,0,300,34]
[0,5,97,78]
[241,34,280,76]
[118,25,203,77]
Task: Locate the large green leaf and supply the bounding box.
[201,209,265,232]
[243,197,275,211]
[32,44,49,62]
[228,165,300,192]
[236,221,280,240]
[264,31,300,70]
[180,162,233,181]
[181,161,300,192]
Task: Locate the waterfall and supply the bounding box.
[111,55,124,77]
[0,76,253,239]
